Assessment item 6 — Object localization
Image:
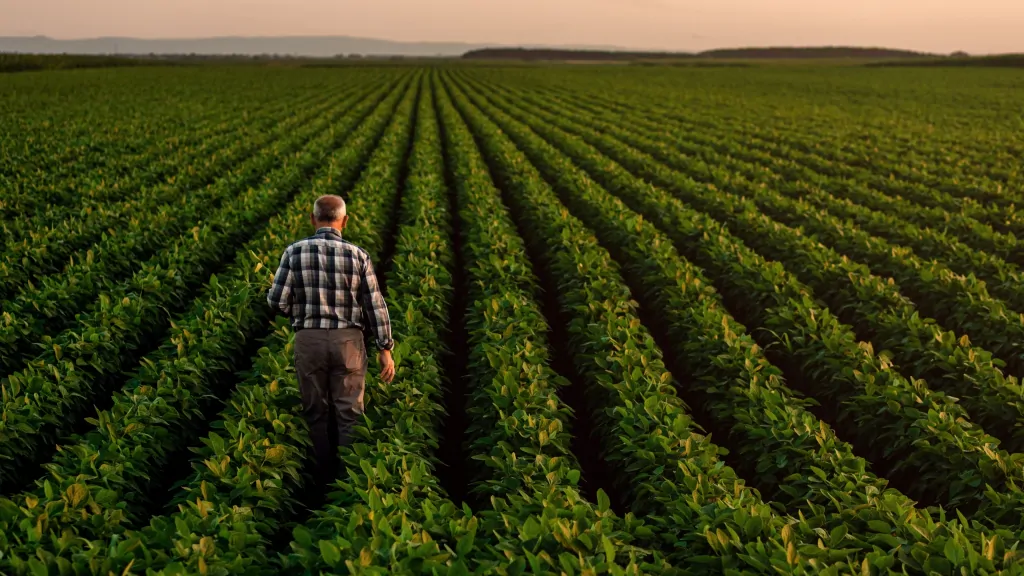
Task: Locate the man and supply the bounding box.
[267,194,396,488]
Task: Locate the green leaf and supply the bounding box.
[456,531,475,557]
[521,516,542,541]
[293,525,314,548]
[162,563,186,576]
[602,535,616,564]
[744,515,763,538]
[28,559,48,576]
[829,524,848,545]
[944,538,964,566]
[320,539,342,567]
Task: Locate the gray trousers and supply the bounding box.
[294,328,367,483]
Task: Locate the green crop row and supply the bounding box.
[554,88,1024,313]
[492,84,1024,453]
[0,68,280,190]
[649,98,1024,217]
[0,69,369,228]
[436,77,663,574]
[468,77,1024,531]
[0,72,420,576]
[720,133,1024,280]
[138,73,423,576]
[0,86,310,244]
[659,139,1024,381]
[0,89,335,303]
[0,82,384,378]
[0,84,270,223]
[454,75,1024,573]
[2,321,303,576]
[0,82,398,493]
[447,75,871,574]
[529,84,1024,271]
[282,72,477,575]
[528,76,1024,221]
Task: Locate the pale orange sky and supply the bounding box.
[1,0,1022,54]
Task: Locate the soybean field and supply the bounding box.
[2,64,1024,575]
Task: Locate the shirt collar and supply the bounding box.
[315,227,344,240]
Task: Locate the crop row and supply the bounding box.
[286,70,649,576]
[529,74,1023,214]
[458,75,1024,569]
[0,72,420,574]
[520,86,1024,386]
[462,75,1024,528]
[536,85,1024,270]
[0,78,404,494]
[281,73,474,574]
[111,72,422,576]
[0,88,327,247]
[655,96,1024,211]
[546,86,1024,298]
[447,75,875,573]
[0,68,242,180]
[553,83,1024,238]
[0,69,366,224]
[0,82,387,378]
[490,83,1024,452]
[435,76,665,573]
[447,73,1024,570]
[0,89,342,303]
[83,76,424,575]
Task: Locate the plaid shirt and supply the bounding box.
[267,227,394,351]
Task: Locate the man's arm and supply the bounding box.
[266,247,294,316]
[359,255,394,351]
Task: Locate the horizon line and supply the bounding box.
[0,34,974,56]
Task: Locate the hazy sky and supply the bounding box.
[2,0,1022,54]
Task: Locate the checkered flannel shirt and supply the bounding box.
[267,227,394,351]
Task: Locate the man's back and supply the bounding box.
[268,226,392,350]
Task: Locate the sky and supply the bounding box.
[1,0,1022,55]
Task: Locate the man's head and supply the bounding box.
[311,194,348,232]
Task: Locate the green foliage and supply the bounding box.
[436,77,665,573]
[454,72,1024,573]
[279,73,469,573]
[467,74,1024,530]
[0,75,414,573]
[4,63,1024,574]
[0,85,373,377]
[445,75,872,573]
[0,54,163,73]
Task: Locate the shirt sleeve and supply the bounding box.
[359,254,394,351]
[267,247,294,316]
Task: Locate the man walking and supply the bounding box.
[267,194,395,489]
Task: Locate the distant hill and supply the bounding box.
[0,35,633,58]
[0,35,489,57]
[699,46,932,59]
[462,46,937,61]
[0,37,945,61]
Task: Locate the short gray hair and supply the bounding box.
[313,195,347,222]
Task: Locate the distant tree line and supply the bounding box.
[0,51,453,73]
[869,53,1024,68]
[0,53,168,73]
[461,46,936,61]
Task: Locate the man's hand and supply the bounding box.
[379,349,395,383]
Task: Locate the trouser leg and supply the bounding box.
[328,328,368,450]
[294,329,333,485]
